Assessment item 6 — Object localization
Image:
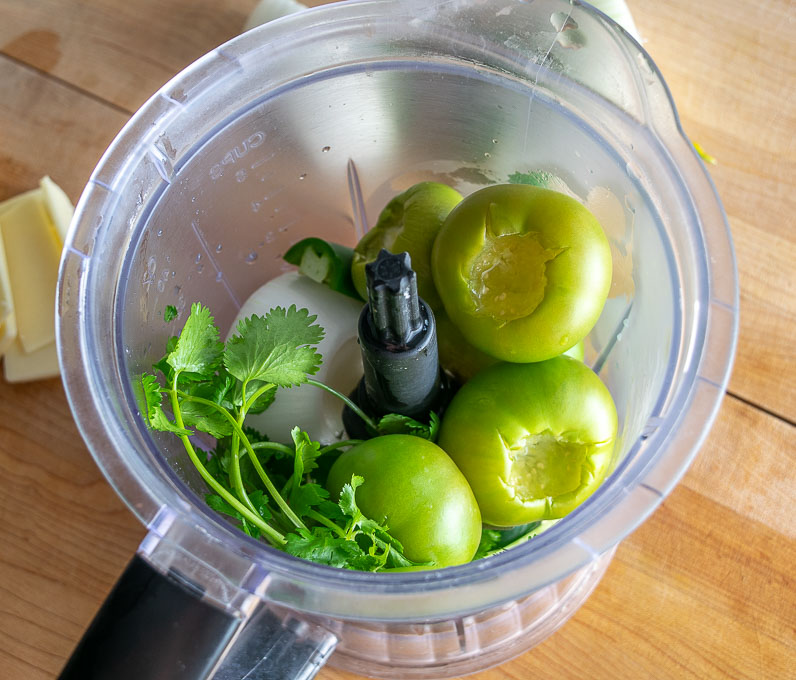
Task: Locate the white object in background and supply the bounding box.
[589,0,642,41]
[227,271,364,444]
[244,0,308,32]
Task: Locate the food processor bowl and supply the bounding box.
[56,1,738,678]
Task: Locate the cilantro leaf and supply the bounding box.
[167,303,224,377]
[377,412,440,442]
[134,373,162,421]
[204,449,228,485]
[384,547,417,569]
[150,409,194,436]
[284,528,363,568]
[338,475,406,554]
[317,500,346,523]
[474,529,503,560]
[247,490,273,523]
[291,427,322,479]
[474,521,546,560]
[133,373,192,436]
[164,305,178,322]
[233,379,276,414]
[153,335,179,381]
[223,305,324,387]
[211,373,237,411]
[338,475,366,520]
[180,399,233,439]
[508,170,556,187]
[176,380,235,439]
[290,483,330,518]
[206,490,272,539]
[205,493,239,518]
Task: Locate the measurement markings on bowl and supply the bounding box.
[209,131,266,180]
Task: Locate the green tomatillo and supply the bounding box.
[437,309,584,383]
[326,434,482,567]
[437,356,617,527]
[431,184,612,363]
[351,181,462,310]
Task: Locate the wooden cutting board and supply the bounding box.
[0,0,793,678]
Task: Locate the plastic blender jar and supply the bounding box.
[56,1,739,678]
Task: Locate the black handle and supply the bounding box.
[59,554,240,680]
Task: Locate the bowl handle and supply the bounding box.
[57,552,337,679]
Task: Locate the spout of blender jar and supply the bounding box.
[57,538,337,680]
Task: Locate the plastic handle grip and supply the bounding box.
[58,554,241,680]
[58,551,338,680]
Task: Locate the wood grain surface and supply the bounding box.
[0,0,794,679]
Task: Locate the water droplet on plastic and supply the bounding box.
[492,138,498,144]
[484,152,491,158]
[156,229,163,237]
[196,263,204,274]
[321,146,331,153]
[215,271,223,282]
[246,251,258,264]
[195,253,202,263]
[216,243,223,253]
[298,173,307,180]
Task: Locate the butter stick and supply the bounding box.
[0,194,62,354]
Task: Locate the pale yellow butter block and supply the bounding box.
[0,188,41,219]
[0,217,17,357]
[3,338,59,383]
[0,194,61,354]
[40,176,74,244]
[0,319,15,358]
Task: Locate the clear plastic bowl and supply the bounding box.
[56,0,738,677]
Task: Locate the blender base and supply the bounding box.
[325,548,615,679]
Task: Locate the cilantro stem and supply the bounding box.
[243,381,276,412]
[229,380,252,516]
[307,509,346,537]
[168,379,285,546]
[175,391,308,532]
[319,439,363,455]
[228,414,256,516]
[250,441,296,456]
[305,379,378,434]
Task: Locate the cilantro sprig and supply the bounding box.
[137,302,434,570]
